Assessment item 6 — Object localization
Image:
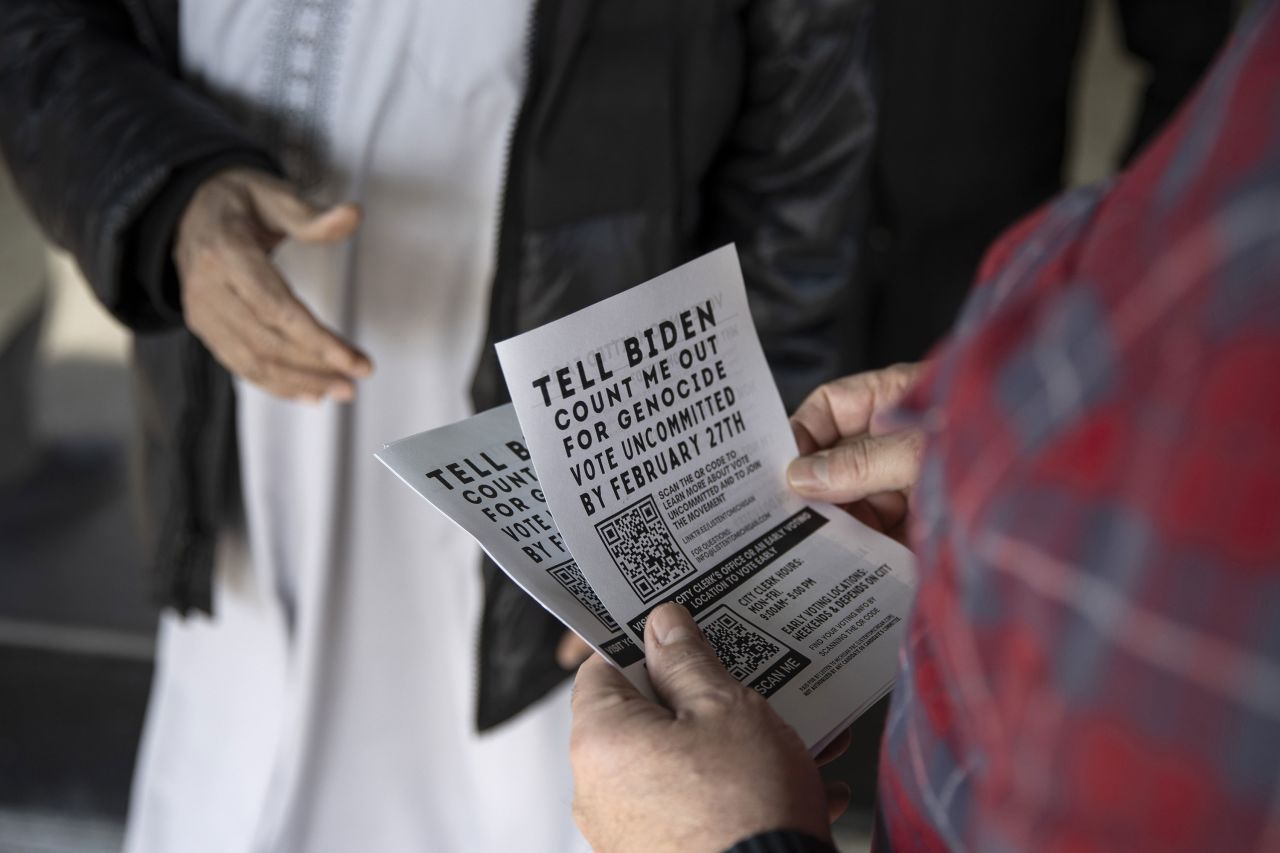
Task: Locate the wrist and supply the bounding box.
[133,153,279,327]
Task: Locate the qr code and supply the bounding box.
[700,608,784,683]
[547,561,619,634]
[595,497,697,603]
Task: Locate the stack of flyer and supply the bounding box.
[377,247,917,752]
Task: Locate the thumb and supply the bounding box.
[787,428,923,504]
[644,603,740,716]
[245,175,361,244]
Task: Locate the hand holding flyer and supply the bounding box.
[380,246,917,751]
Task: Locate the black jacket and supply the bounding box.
[853,0,1234,370]
[0,0,876,728]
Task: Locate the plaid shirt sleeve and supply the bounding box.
[877,3,1280,851]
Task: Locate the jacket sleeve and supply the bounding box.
[700,0,877,411]
[0,0,277,331]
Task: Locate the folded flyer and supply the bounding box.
[379,246,917,751]
[377,403,653,699]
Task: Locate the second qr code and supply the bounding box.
[595,496,697,602]
[547,560,620,634]
[699,606,791,684]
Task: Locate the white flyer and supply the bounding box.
[376,404,653,697]
[493,246,918,750]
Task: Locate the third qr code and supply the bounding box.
[595,496,697,602]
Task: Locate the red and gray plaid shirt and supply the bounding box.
[878,3,1280,850]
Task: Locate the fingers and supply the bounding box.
[222,244,373,377]
[643,603,745,716]
[181,228,372,400]
[239,172,362,244]
[571,653,655,735]
[195,284,358,402]
[824,781,852,824]
[844,499,889,535]
[557,631,595,670]
[860,491,911,538]
[814,728,853,767]
[790,363,923,455]
[572,653,634,705]
[787,428,924,505]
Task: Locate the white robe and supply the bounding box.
[124,2,586,851]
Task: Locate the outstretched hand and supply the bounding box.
[175,168,373,403]
[787,363,926,545]
[570,603,844,853]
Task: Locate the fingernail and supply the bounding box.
[787,453,829,491]
[649,603,696,646]
[330,383,355,403]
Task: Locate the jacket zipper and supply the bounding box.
[488,0,553,370]
[476,0,546,725]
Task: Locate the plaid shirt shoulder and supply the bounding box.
[879,4,1280,851]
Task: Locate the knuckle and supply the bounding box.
[256,332,285,360]
[829,376,875,421]
[240,355,267,383]
[906,429,927,460]
[814,383,838,416]
[194,242,224,268]
[881,363,919,402]
[184,237,233,275]
[836,440,875,483]
[836,371,872,397]
[688,682,750,716]
[256,294,291,328]
[663,641,717,674]
[270,299,304,331]
[663,654,742,709]
[849,379,876,410]
[796,384,829,417]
